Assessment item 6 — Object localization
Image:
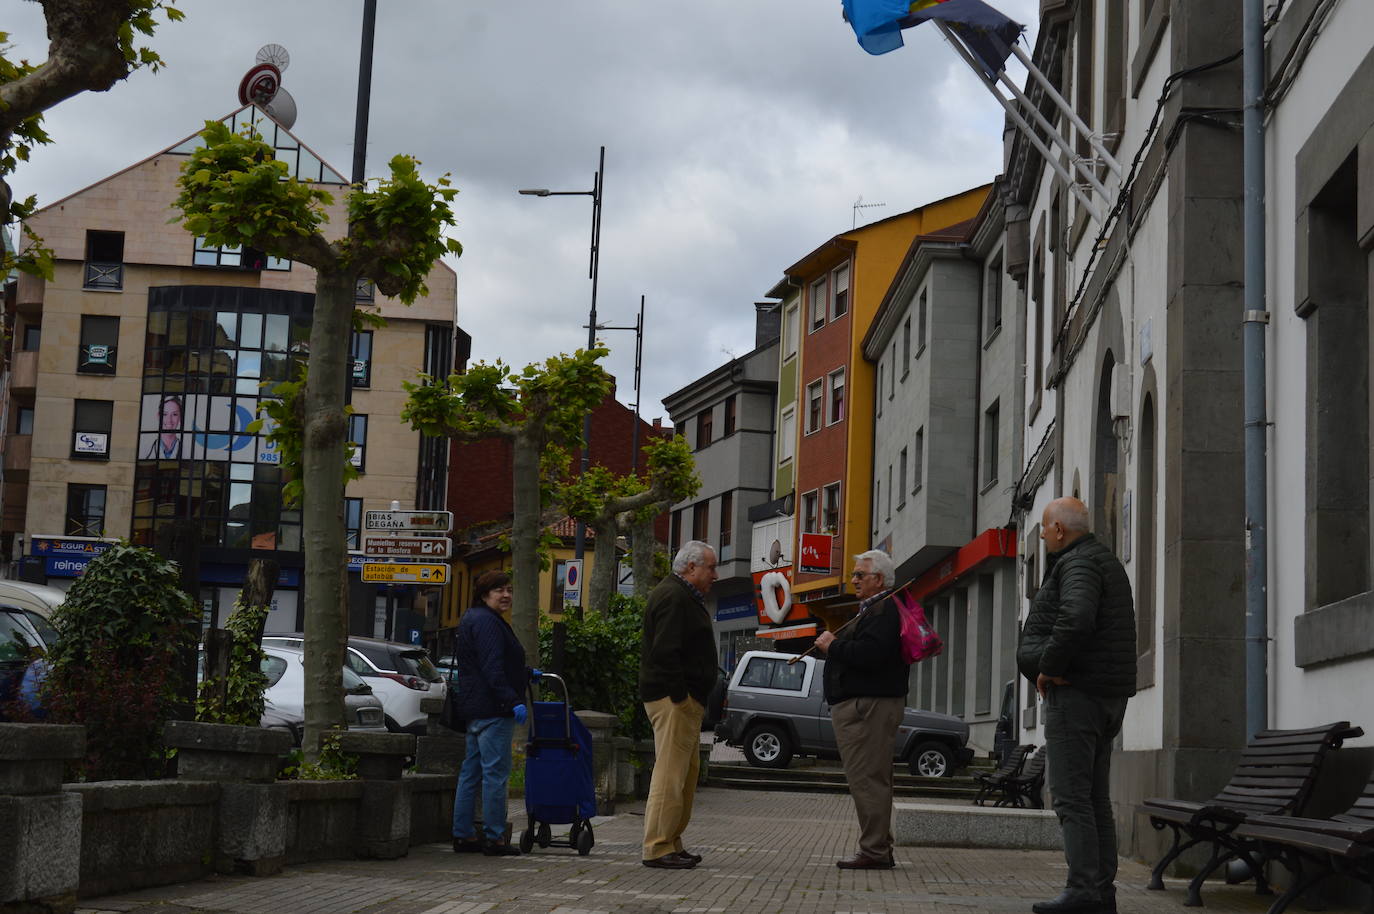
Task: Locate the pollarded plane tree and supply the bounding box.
[174,121,461,759]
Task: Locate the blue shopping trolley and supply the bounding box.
[518,672,597,855]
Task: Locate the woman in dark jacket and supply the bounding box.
[451,570,531,856]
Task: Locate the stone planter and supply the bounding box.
[164,720,291,783]
[0,723,85,914]
[335,732,415,859]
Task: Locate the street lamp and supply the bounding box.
[590,293,645,473]
[519,146,605,620]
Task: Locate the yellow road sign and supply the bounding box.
[361,562,448,584]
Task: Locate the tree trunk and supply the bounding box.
[509,427,544,662]
[587,511,621,614]
[630,514,662,599]
[300,269,354,760]
[242,558,279,644]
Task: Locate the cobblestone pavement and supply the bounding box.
[76,787,1342,914]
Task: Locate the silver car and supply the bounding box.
[714,649,974,777]
[260,645,387,744]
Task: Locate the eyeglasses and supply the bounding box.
[850,571,879,580]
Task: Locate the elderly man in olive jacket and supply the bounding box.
[638,540,719,870]
[1017,497,1136,914]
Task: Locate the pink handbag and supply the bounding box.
[892,589,943,664]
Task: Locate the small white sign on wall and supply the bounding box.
[1122,491,1132,563]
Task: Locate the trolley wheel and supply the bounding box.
[576,825,593,856]
[518,827,534,854]
[569,821,582,845]
[536,822,551,848]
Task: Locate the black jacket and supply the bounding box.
[451,603,527,721]
[822,595,910,704]
[1016,534,1137,698]
[639,575,718,705]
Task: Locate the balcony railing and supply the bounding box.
[83,261,124,291]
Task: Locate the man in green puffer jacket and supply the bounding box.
[1017,497,1136,914]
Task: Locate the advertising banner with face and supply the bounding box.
[139,394,281,464]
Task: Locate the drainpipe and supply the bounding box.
[1242,0,1269,739]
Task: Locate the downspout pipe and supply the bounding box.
[1242,0,1269,739]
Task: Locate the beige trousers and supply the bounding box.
[831,695,905,860]
[641,695,704,860]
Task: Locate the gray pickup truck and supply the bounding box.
[713,650,974,777]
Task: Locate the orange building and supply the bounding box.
[759,185,990,636]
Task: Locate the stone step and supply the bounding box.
[894,801,1063,850]
[706,764,980,799]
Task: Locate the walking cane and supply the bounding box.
[786,589,892,665]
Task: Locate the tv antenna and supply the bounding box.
[852,195,887,228]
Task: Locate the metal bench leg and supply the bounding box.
[1185,844,1236,907]
[1148,822,1196,891]
[1263,851,1329,914]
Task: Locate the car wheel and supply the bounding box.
[909,740,953,778]
[743,723,793,769]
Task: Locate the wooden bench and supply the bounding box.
[1139,721,1362,907]
[999,745,1048,809]
[1235,763,1374,914]
[973,744,1035,807]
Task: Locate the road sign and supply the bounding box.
[361,535,452,559]
[361,562,449,584]
[563,559,582,608]
[363,510,453,532]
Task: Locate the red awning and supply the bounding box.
[906,527,1017,602]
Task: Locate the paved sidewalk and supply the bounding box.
[77,787,1337,914]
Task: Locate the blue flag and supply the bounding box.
[842,0,1024,76]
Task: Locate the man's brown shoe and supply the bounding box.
[836,853,896,870]
[643,854,697,869]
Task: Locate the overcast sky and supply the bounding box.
[7,0,1038,425]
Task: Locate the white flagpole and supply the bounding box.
[1009,41,1124,178]
[935,22,1112,203]
[934,21,1104,223]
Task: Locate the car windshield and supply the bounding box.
[261,655,289,687]
[21,611,57,649]
[0,611,39,663]
[342,665,367,690]
[398,650,441,682]
[738,656,805,692]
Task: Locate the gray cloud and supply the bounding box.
[8,0,1039,423]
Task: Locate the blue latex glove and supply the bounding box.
[512,703,528,725]
[530,668,543,680]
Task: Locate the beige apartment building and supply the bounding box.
[1,105,458,636]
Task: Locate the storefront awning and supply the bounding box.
[755,622,819,640]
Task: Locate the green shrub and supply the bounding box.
[196,597,269,726]
[538,594,650,740]
[42,542,196,780]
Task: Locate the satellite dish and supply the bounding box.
[263,86,297,129]
[256,43,290,71]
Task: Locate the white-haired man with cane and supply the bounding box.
[813,548,909,869]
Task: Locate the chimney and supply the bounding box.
[754,302,781,349]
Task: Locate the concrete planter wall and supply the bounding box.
[66,780,219,898]
[1,710,627,911]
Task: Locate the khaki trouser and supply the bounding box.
[642,695,704,861]
[831,695,905,860]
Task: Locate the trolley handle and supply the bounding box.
[527,671,573,742]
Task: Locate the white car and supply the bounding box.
[260,645,387,743]
[263,634,445,734]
